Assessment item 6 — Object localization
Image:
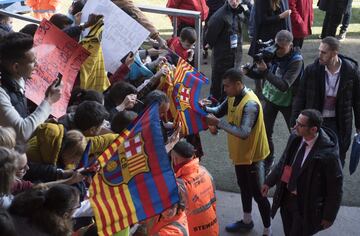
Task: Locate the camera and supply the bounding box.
[253,39,278,63]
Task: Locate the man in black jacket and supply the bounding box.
[291,36,360,166]
[262,109,343,235]
[205,0,244,102]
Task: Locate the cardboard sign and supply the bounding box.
[25,19,90,118]
[81,0,150,73]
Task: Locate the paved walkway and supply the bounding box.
[216,190,360,236]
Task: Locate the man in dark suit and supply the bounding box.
[291,36,360,166]
[261,109,343,235]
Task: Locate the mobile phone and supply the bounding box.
[55,73,63,87]
[120,51,134,64]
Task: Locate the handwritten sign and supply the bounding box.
[25,19,90,118]
[81,0,150,73]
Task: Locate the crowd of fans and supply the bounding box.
[0,0,359,236]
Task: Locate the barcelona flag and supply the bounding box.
[89,103,180,236]
[161,55,209,135]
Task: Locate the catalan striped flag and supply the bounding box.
[89,103,179,236]
[163,56,209,135]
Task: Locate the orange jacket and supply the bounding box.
[147,209,189,236]
[176,158,219,236]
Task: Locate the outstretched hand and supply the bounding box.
[320,219,333,229]
[208,125,218,135]
[165,122,182,153]
[206,114,220,126]
[199,98,212,108]
[45,78,62,105]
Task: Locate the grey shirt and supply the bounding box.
[205,87,260,139]
[0,78,51,148]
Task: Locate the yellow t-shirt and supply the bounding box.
[80,19,110,92]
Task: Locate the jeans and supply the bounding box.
[235,161,271,228]
[263,100,292,174]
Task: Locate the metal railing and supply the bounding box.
[0,4,203,69]
[0,0,24,4]
[0,9,39,23]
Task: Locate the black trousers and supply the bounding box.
[210,56,235,102]
[323,117,346,166]
[280,190,303,236]
[321,12,343,38]
[263,100,292,174]
[293,38,304,49]
[235,161,271,228]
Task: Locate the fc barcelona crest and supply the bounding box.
[173,83,191,111]
[101,134,150,186]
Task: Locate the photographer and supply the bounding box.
[244,30,304,174]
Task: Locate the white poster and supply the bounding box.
[81,0,150,73]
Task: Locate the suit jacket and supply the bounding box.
[265,128,343,235]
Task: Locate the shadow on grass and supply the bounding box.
[158,28,173,33]
[307,31,360,39]
[312,8,360,27]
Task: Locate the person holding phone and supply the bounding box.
[0,32,62,149]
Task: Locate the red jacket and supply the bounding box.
[288,0,314,38]
[167,0,209,26]
[109,64,130,85]
[167,37,189,60]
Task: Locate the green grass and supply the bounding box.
[133,0,173,36]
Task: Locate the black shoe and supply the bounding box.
[202,50,209,64]
[225,220,254,232]
[338,31,347,40]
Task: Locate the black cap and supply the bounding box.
[172,140,195,158]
